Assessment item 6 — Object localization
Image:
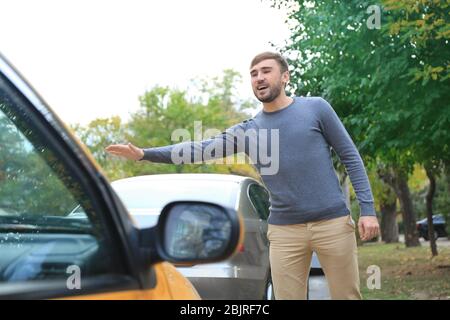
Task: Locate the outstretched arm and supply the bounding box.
[105,120,251,164]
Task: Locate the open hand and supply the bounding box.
[105,143,144,161]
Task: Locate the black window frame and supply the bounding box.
[247,182,270,221]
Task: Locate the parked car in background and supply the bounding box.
[109,173,330,300]
[416,214,448,241]
[0,53,241,299]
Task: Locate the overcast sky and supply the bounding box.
[1,0,290,125]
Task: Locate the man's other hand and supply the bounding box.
[105,143,144,161]
[358,216,380,241]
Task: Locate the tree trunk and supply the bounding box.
[378,167,421,247]
[444,161,450,196]
[380,192,399,243]
[446,163,450,240]
[395,172,421,247]
[425,166,438,256]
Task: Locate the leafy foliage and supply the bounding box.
[72,70,261,181]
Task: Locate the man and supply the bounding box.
[106,52,380,300]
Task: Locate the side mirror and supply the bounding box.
[140,201,242,265]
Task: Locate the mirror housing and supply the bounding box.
[139,201,242,266]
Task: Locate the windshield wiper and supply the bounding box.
[0,215,93,234]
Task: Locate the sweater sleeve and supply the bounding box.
[140,119,252,164]
[315,98,376,217]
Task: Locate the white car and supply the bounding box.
[109,173,330,300]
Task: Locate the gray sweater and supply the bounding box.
[142,96,376,225]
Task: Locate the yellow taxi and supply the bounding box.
[0,53,242,299]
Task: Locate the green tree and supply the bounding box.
[72,116,129,181]
[73,70,260,182]
[271,0,449,247]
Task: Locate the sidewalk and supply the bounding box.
[398,234,450,247]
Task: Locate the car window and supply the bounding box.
[0,82,124,287]
[248,183,270,220]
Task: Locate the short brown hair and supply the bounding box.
[250,52,289,74]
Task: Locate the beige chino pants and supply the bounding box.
[267,214,362,300]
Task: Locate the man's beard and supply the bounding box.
[254,81,283,103]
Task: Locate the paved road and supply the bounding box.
[398,234,450,247]
[308,276,330,300]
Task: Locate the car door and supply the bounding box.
[244,181,271,296]
[247,181,270,245]
[0,54,196,299]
